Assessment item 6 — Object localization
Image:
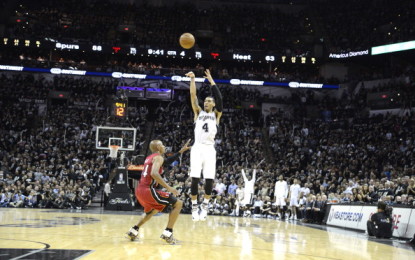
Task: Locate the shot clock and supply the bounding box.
[113,101,127,118]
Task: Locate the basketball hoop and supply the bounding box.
[109,145,120,159]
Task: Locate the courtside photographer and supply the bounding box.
[367,201,393,239]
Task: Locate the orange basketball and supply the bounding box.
[179,33,195,49]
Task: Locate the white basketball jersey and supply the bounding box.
[194,111,217,145]
[274,180,288,198]
[290,184,301,198]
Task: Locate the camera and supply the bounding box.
[385,205,393,217]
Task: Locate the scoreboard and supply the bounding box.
[2,37,317,64]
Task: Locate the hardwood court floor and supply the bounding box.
[0,208,414,260]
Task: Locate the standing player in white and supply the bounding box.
[274,175,288,220]
[186,70,223,221]
[241,168,257,208]
[288,178,301,220]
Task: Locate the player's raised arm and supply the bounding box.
[241,169,248,183]
[164,139,191,165]
[204,69,223,123]
[186,71,201,120]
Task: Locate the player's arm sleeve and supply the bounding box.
[211,84,223,112]
[164,153,180,165]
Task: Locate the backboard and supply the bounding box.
[95,126,137,151]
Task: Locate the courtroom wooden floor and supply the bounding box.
[0,208,414,260]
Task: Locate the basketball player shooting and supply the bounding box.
[185,69,223,221]
[127,139,191,244]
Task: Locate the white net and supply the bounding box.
[109,145,120,159]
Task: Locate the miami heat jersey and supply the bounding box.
[194,110,217,145]
[139,153,163,187]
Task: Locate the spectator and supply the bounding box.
[227,180,238,196]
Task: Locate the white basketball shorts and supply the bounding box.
[275,197,286,207]
[190,144,216,179]
[289,197,299,207]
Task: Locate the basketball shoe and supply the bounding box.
[192,204,200,221]
[160,230,178,245]
[199,203,208,221]
[127,227,139,241]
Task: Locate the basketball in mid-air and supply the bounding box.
[179,33,195,49]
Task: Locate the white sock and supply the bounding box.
[192,200,198,205]
[203,198,209,204]
[162,230,172,237]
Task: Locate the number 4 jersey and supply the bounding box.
[139,153,163,187]
[194,110,217,145]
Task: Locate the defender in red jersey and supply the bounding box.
[127,139,190,244]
